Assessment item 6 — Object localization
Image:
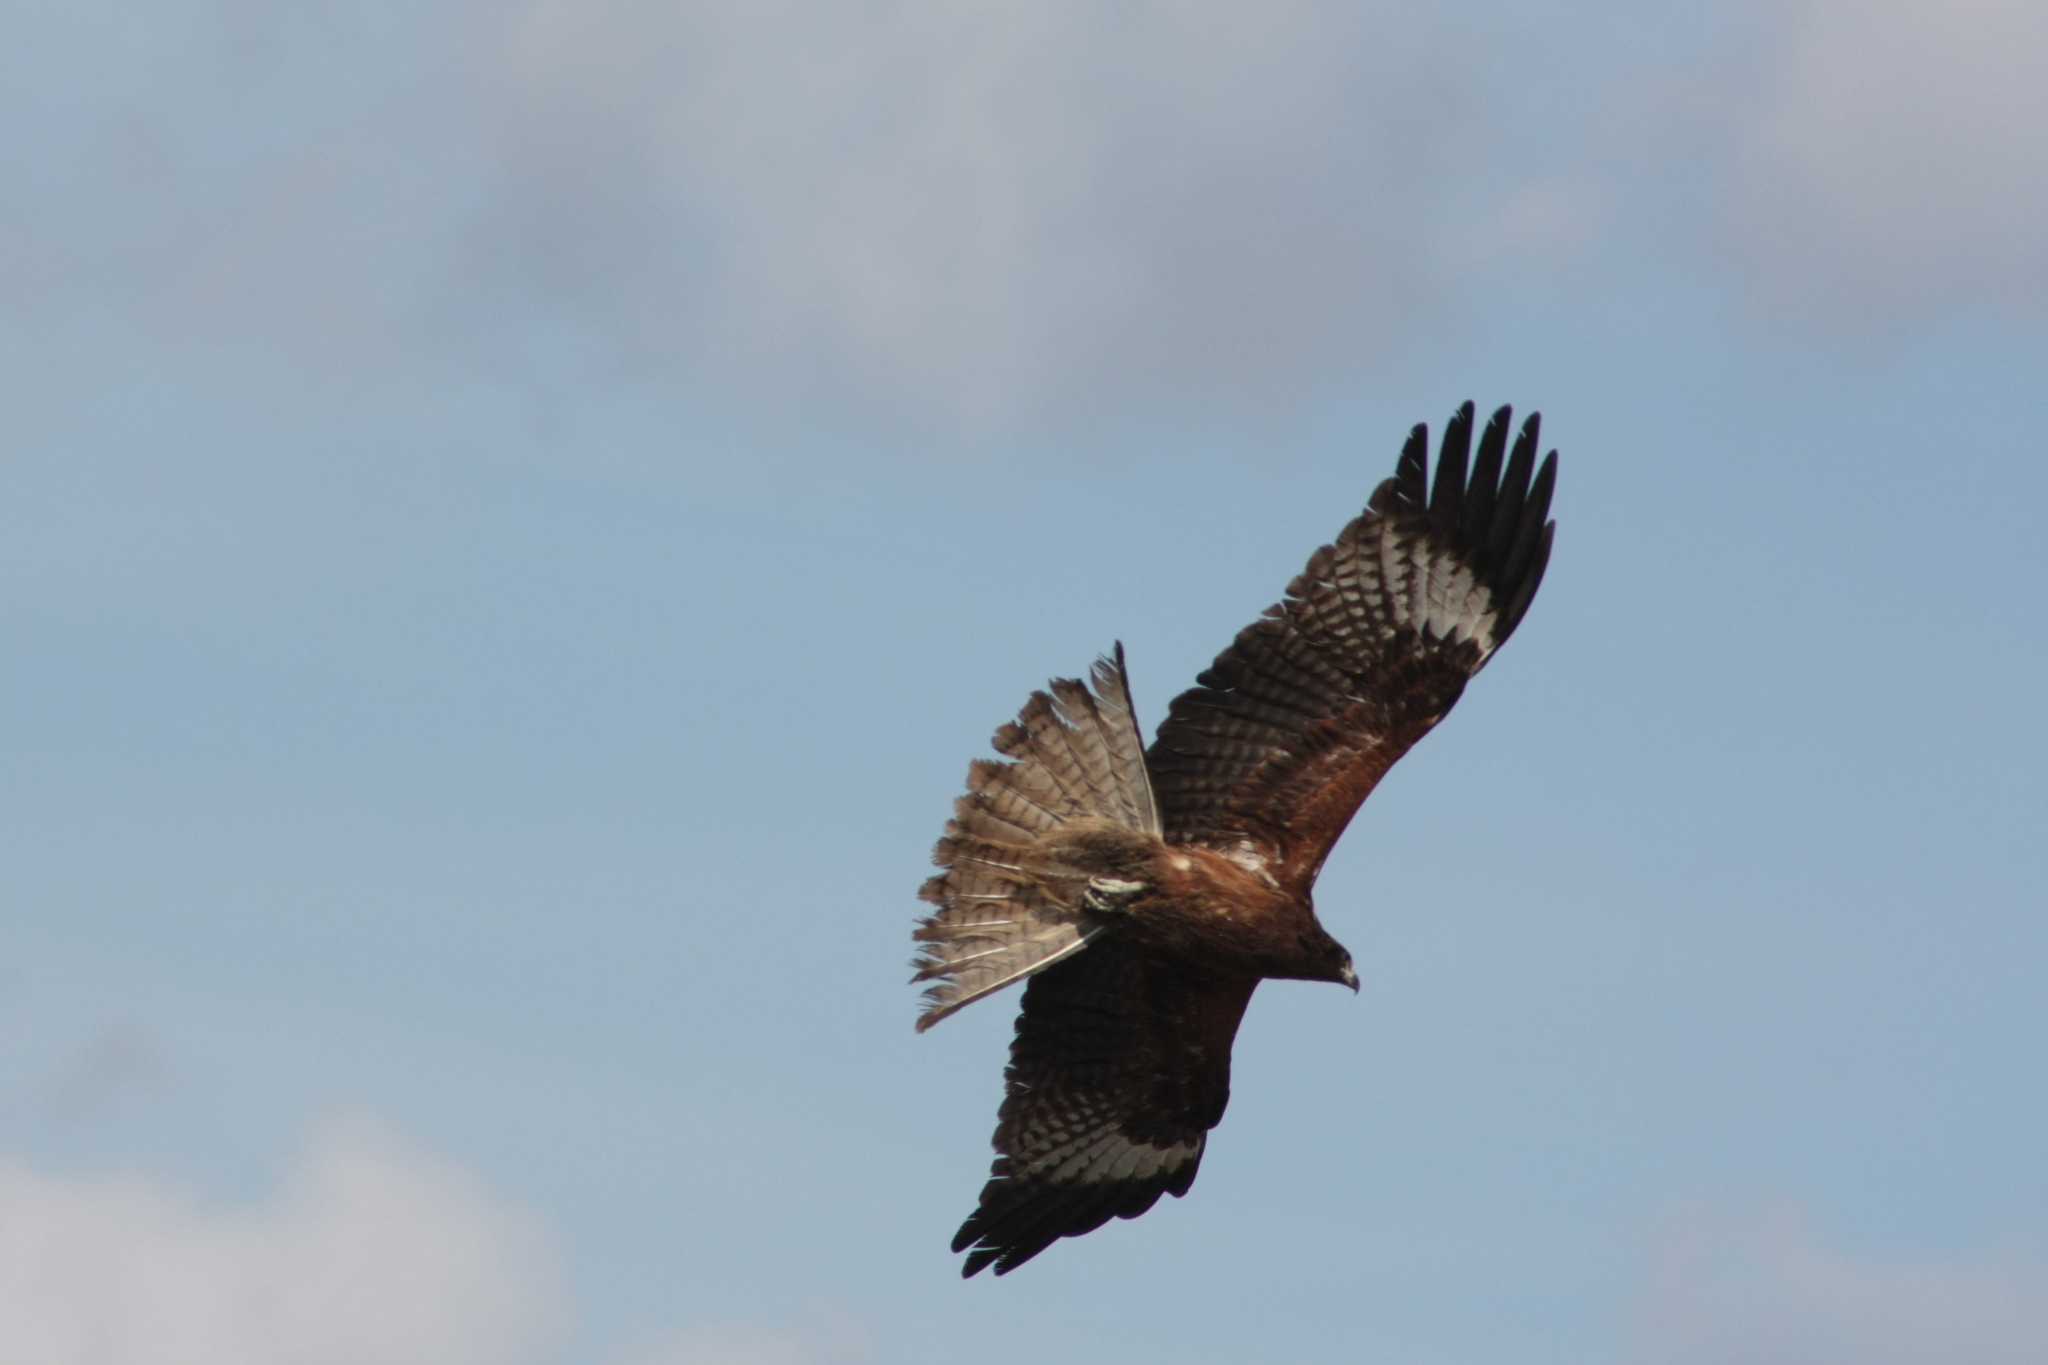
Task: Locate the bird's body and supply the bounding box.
[914,403,1559,1277]
[1000,819,1346,984]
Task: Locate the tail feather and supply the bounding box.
[913,645,1159,1031]
[1085,647,1158,833]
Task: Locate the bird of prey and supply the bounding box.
[913,402,1558,1277]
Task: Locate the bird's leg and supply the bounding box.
[1082,876,1148,915]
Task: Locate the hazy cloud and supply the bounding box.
[11,3,1555,431]
[1638,1205,2048,1364]
[1702,0,2048,328]
[0,1116,566,1365]
[16,0,2034,434]
[487,1,1504,425]
[1,5,492,363]
[37,1021,169,1124]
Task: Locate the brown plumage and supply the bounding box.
[914,403,1559,1277]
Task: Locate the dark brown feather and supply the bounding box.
[1146,403,1557,892]
[951,943,1257,1277]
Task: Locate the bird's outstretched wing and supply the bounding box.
[950,942,1257,1277]
[1146,402,1557,894]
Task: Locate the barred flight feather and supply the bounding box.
[951,944,1254,1277]
[913,644,1161,1032]
[1147,402,1556,887]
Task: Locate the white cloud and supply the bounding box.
[63,0,2048,430]
[473,1,1512,425]
[7,2,1619,432]
[0,1115,567,1365]
[1705,0,2048,328]
[1637,1205,2048,1364]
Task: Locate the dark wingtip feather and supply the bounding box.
[1429,402,1474,529]
[1502,450,1559,587]
[1502,520,1555,636]
[954,1217,1046,1279]
[1462,406,1510,544]
[1394,424,1429,508]
[1487,427,1537,562]
[1393,402,1559,655]
[1527,449,1559,527]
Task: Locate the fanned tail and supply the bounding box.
[913,644,1159,1031]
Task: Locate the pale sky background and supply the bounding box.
[5,3,2047,1363]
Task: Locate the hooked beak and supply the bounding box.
[1340,963,1359,993]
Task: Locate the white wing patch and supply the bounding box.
[1379,522,1500,656]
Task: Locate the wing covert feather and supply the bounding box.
[950,944,1256,1277]
[1145,403,1557,891]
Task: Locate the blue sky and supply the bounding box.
[5,2,2046,1362]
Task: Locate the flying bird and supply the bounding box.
[914,402,1558,1277]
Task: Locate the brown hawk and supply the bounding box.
[914,403,1558,1276]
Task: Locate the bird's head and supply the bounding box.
[1300,925,1359,993]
